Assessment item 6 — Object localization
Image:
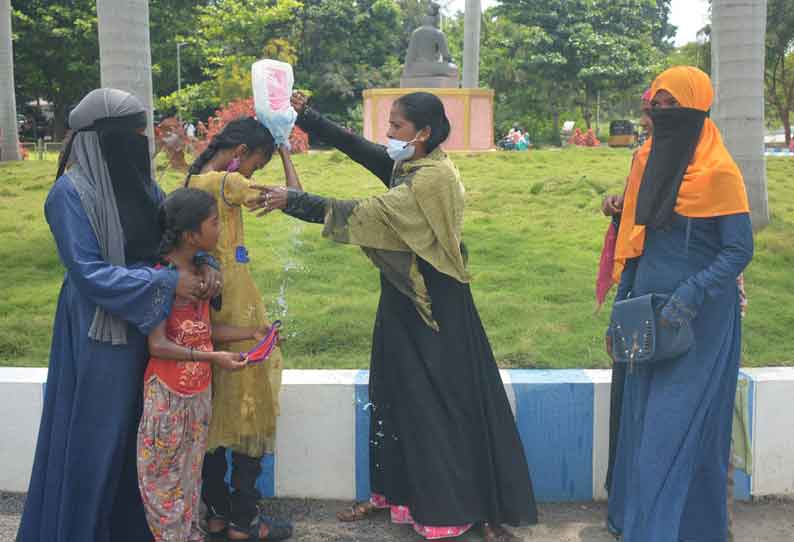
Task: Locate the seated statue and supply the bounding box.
[401,2,459,83]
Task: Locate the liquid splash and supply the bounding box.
[272,222,306,323]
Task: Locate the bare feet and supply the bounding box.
[206,516,226,536]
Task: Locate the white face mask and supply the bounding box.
[386,136,417,162]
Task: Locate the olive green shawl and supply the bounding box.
[322,148,469,331]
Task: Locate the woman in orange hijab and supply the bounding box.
[606,66,753,542]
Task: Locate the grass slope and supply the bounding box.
[1,148,792,369]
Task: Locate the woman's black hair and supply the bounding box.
[394,92,451,154]
[158,187,218,256]
[185,117,276,185]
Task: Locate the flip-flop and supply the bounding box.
[228,512,293,541]
[336,501,383,522]
[203,513,227,538]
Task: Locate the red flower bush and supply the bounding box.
[195,98,308,155]
[583,128,601,147]
[567,127,600,147]
[154,117,190,170]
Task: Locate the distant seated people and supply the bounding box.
[511,129,522,146]
[498,128,517,150]
[516,131,530,151]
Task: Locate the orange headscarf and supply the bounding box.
[612,138,652,283]
[613,66,750,283]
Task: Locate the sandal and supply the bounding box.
[228,512,293,541]
[606,518,622,540]
[336,501,383,522]
[204,512,227,537]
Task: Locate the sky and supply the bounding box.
[444,0,710,47]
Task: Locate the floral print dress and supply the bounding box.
[137,299,213,542]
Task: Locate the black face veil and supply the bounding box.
[96,115,162,264]
[635,107,707,229]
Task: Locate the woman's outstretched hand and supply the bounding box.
[249,185,289,216]
[291,92,308,115]
[199,266,223,300]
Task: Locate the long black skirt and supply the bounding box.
[368,260,538,527]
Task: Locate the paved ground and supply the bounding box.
[2,492,793,541]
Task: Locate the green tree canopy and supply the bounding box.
[496,0,671,137]
[12,0,99,138]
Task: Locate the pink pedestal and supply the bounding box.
[362,88,494,151]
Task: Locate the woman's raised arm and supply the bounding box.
[292,93,394,187]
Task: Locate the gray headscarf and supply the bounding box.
[65,88,148,345]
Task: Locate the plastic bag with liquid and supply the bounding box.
[252,59,297,147]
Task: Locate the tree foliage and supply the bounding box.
[13,0,683,145]
[496,0,670,135]
[765,0,794,144]
[11,0,99,138]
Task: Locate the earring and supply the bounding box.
[227,157,241,172]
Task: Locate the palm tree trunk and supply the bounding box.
[96,0,155,157]
[711,0,770,231]
[0,0,21,161]
[462,0,482,89]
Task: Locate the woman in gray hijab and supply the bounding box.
[17,88,220,542]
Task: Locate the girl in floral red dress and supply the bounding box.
[136,188,274,542]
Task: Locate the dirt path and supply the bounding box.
[2,493,793,541]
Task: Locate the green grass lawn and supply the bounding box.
[2,148,793,369]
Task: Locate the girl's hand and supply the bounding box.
[176,270,203,302]
[291,92,308,115]
[212,351,248,371]
[249,185,288,216]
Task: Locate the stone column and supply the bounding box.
[711,0,769,230]
[0,0,21,161]
[96,0,156,156]
[462,0,482,89]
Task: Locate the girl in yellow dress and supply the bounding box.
[186,118,301,541]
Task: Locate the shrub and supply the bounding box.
[194,98,309,154]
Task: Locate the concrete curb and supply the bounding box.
[2,367,792,501]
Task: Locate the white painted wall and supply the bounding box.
[743,368,794,495]
[0,368,47,492]
[3,367,794,501]
[275,370,358,499]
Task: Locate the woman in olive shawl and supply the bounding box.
[256,92,537,542]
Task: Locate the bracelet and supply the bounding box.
[189,347,195,362]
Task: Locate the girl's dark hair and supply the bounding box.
[185,117,276,185]
[55,129,75,181]
[158,187,218,255]
[394,92,451,154]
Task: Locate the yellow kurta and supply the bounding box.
[187,171,282,457]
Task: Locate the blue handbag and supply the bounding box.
[609,294,694,367]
